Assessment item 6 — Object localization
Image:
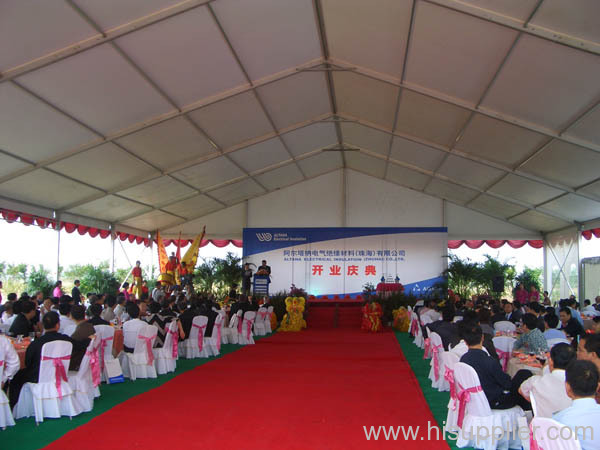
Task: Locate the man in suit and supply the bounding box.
[71,280,82,304]
[198,298,218,337]
[70,305,96,371]
[8,300,36,336]
[8,311,89,408]
[258,260,271,276]
[501,301,522,324]
[428,307,459,350]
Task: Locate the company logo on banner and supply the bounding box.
[243,228,448,298]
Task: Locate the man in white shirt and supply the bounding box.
[553,360,600,450]
[58,303,76,336]
[519,343,575,417]
[121,303,146,353]
[0,334,20,388]
[582,300,600,317]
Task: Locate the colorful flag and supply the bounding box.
[156,230,168,274]
[182,225,206,271]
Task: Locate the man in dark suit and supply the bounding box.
[8,311,89,408]
[258,260,271,276]
[8,300,36,337]
[71,280,82,304]
[428,307,460,350]
[198,298,218,337]
[500,302,522,324]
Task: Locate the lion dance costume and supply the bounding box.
[279,297,307,332]
[361,301,383,332]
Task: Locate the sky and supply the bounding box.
[2,218,600,279]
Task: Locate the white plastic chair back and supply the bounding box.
[547,338,570,348]
[428,332,448,391]
[254,307,267,336]
[492,335,516,371]
[530,417,581,450]
[67,337,100,412]
[494,320,517,332]
[120,324,157,380]
[154,320,178,374]
[207,313,224,356]
[239,311,256,345]
[226,310,243,345]
[0,339,15,428]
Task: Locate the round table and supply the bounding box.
[506,357,544,377]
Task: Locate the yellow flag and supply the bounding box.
[181,226,206,271]
[156,230,168,274]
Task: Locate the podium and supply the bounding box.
[252,274,270,296]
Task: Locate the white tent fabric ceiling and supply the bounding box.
[1,0,600,240]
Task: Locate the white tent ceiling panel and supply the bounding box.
[281,122,338,157]
[488,174,564,206]
[116,116,217,170]
[48,143,159,192]
[161,194,222,220]
[59,213,109,231]
[117,176,196,207]
[0,83,98,164]
[115,6,247,107]
[211,0,321,82]
[0,169,102,210]
[481,34,600,130]
[254,164,304,191]
[0,153,32,179]
[256,72,331,130]
[564,105,600,146]
[345,153,386,178]
[296,152,343,178]
[530,0,600,44]
[163,203,245,239]
[425,178,479,205]
[447,203,541,239]
[340,122,391,156]
[542,194,600,223]
[172,157,245,191]
[228,137,289,173]
[346,170,442,227]
[249,171,343,228]
[510,210,572,233]
[0,0,96,72]
[322,0,411,78]
[72,0,183,32]
[334,72,399,129]
[519,140,600,189]
[389,136,446,172]
[67,195,151,223]
[454,114,549,167]
[456,0,539,21]
[468,194,528,220]
[580,180,600,199]
[209,178,265,205]
[406,1,518,105]
[121,210,179,231]
[16,44,173,135]
[437,155,504,189]
[395,90,471,147]
[188,91,273,150]
[385,164,431,191]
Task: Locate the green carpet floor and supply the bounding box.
[2,335,271,450]
[395,331,474,450]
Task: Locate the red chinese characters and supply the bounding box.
[365,265,376,276]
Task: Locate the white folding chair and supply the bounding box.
[492,335,516,372]
[206,314,223,356]
[154,320,178,374]
[547,338,570,348]
[179,316,209,359]
[93,325,121,383]
[494,321,517,333]
[443,351,461,431]
[119,324,157,380]
[67,336,101,412]
[0,337,17,429]
[238,311,256,345]
[453,362,525,450]
[427,332,448,391]
[530,417,581,450]
[254,307,267,336]
[224,310,242,345]
[13,341,82,423]
[265,306,274,333]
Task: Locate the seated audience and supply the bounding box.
[553,360,600,450]
[68,305,95,370]
[513,313,549,354]
[419,299,441,323]
[198,297,219,337]
[478,308,494,336]
[428,307,459,350]
[525,302,545,332]
[582,299,600,317]
[501,301,522,324]
[113,295,126,321]
[577,334,600,403]
[58,301,76,335]
[559,307,585,340]
[101,295,117,322]
[179,297,200,340]
[88,303,110,326]
[462,310,499,362]
[543,313,566,340]
[518,343,575,417]
[1,301,15,325]
[122,303,146,353]
[8,300,36,336]
[0,334,20,390]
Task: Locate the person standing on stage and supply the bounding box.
[132,260,143,300]
[241,263,253,296]
[257,260,271,281]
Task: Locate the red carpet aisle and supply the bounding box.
[45,330,450,450]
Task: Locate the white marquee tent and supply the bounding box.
[1,0,600,295]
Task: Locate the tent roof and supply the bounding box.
[1,0,599,240]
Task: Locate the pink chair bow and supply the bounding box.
[192,323,206,352]
[0,360,4,368]
[99,336,113,371]
[86,348,101,387]
[41,355,70,399]
[166,326,179,358]
[456,384,483,428]
[215,323,222,352]
[259,311,268,320]
[431,344,443,381]
[496,349,510,372]
[138,335,154,366]
[423,338,432,359]
[529,424,543,450]
[444,367,457,409]
[237,317,243,335]
[243,318,253,340]
[410,318,418,336]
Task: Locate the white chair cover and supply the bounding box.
[179,316,209,359]
[494,321,517,332]
[530,391,539,417]
[530,417,581,450]
[13,341,82,423]
[238,311,256,345]
[93,325,120,383]
[224,310,242,345]
[0,340,16,429]
[546,338,570,348]
[265,306,274,333]
[453,362,525,450]
[67,336,101,412]
[254,307,268,336]
[206,314,224,356]
[119,324,157,380]
[492,336,516,372]
[424,326,433,359]
[427,332,448,391]
[154,320,178,374]
[442,351,461,431]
